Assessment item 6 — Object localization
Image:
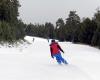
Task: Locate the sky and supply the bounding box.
[18,0,100,25]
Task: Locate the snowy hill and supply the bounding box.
[0,36,100,80]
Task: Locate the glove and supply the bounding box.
[62,51,64,53]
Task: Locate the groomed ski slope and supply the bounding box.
[0,36,100,80]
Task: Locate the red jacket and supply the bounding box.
[50,42,64,56]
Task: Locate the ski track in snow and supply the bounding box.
[0,36,100,80]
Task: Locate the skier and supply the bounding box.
[33,38,35,42]
[50,39,68,65]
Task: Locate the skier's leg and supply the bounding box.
[54,54,61,64]
[58,54,68,64]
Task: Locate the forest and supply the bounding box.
[0,0,100,48]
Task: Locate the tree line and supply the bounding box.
[0,0,100,48]
[26,10,100,48]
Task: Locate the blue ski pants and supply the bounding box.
[53,53,68,64]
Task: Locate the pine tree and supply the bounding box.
[79,18,97,44]
[0,0,20,23]
[91,9,100,47]
[55,18,65,41]
[65,11,80,42]
[0,0,25,42]
[45,22,55,39]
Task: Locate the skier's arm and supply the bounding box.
[57,44,64,53]
[50,47,54,58]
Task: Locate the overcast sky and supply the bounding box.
[19,0,100,24]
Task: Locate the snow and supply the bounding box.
[0,36,100,80]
